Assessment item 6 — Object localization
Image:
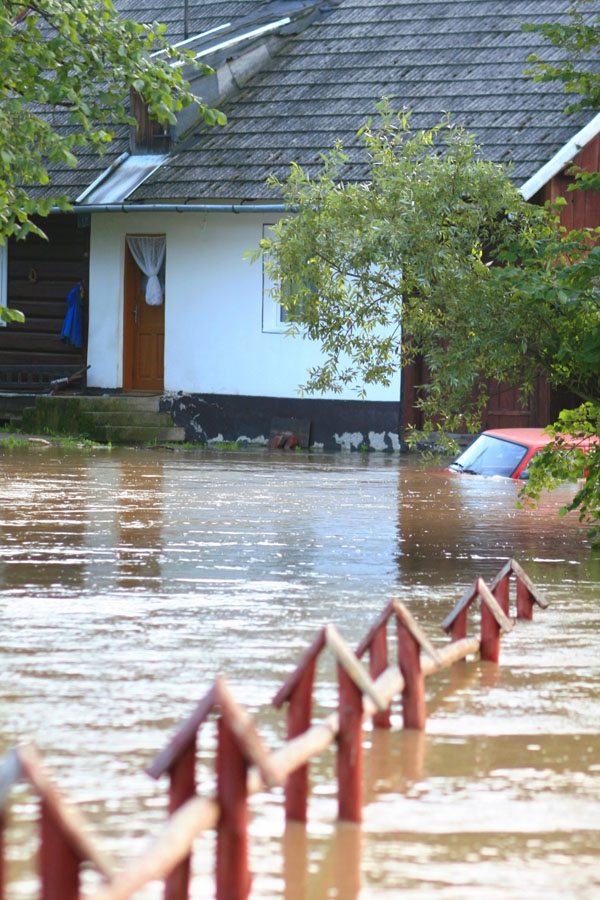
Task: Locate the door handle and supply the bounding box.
[133,303,138,324]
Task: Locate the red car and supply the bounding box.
[448,428,560,480]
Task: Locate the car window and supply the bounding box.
[449,434,528,477]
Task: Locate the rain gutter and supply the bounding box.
[52,203,290,214]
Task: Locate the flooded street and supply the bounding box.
[0,446,598,898]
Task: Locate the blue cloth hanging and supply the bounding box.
[60,283,83,348]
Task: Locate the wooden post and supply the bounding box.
[336,665,364,823]
[393,601,440,731]
[284,658,317,822]
[273,630,327,823]
[325,624,387,822]
[355,603,394,730]
[441,582,478,641]
[367,626,391,729]
[477,578,513,663]
[493,574,510,617]
[396,617,426,730]
[15,745,113,900]
[510,559,549,617]
[165,739,196,900]
[39,801,81,900]
[213,678,281,900]
[216,715,251,900]
[146,686,218,900]
[449,607,468,642]
[480,599,501,663]
[516,578,535,620]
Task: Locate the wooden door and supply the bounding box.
[123,242,164,391]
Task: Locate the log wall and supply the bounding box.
[2,215,89,391]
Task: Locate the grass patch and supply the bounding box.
[0,425,110,450]
[211,440,245,450]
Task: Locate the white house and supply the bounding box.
[3,0,598,447]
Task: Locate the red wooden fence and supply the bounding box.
[0,558,549,900]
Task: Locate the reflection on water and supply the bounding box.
[0,447,598,898]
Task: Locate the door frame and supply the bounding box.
[122,237,165,391]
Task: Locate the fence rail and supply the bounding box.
[0,557,549,900]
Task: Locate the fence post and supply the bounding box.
[165,739,196,900]
[337,664,364,822]
[13,745,114,900]
[393,602,441,731]
[216,715,251,900]
[285,661,317,821]
[440,582,478,642]
[477,578,514,663]
[449,608,468,642]
[368,626,392,728]
[146,687,218,900]
[325,626,387,823]
[492,572,510,617]
[273,630,326,823]
[396,620,425,729]
[39,800,81,900]
[510,559,549,620]
[214,679,281,900]
[356,603,394,729]
[516,578,535,620]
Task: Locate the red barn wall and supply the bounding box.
[400,131,600,437]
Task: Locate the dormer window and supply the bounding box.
[130,90,171,154]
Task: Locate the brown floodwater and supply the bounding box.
[0,446,598,898]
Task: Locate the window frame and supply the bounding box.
[0,243,7,327]
[261,223,288,334]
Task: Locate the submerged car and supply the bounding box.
[448,428,555,480]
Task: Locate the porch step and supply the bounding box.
[0,393,38,425]
[83,411,174,428]
[90,425,186,443]
[18,395,185,444]
[72,395,162,412]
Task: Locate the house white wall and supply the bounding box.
[88,211,400,403]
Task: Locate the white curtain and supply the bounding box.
[126,235,166,306]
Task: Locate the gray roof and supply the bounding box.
[117,1,272,42]
[129,0,600,202]
[37,0,300,200]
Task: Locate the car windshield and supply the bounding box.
[449,434,528,477]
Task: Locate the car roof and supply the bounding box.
[482,428,552,449]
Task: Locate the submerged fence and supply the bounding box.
[0,558,548,899]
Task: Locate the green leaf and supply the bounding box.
[0,306,25,324]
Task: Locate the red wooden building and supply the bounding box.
[400,131,600,435]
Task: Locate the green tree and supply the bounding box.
[524,1,600,112]
[521,1,600,544]
[0,0,225,323]
[256,106,600,541]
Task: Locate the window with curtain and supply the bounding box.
[126,235,166,305]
